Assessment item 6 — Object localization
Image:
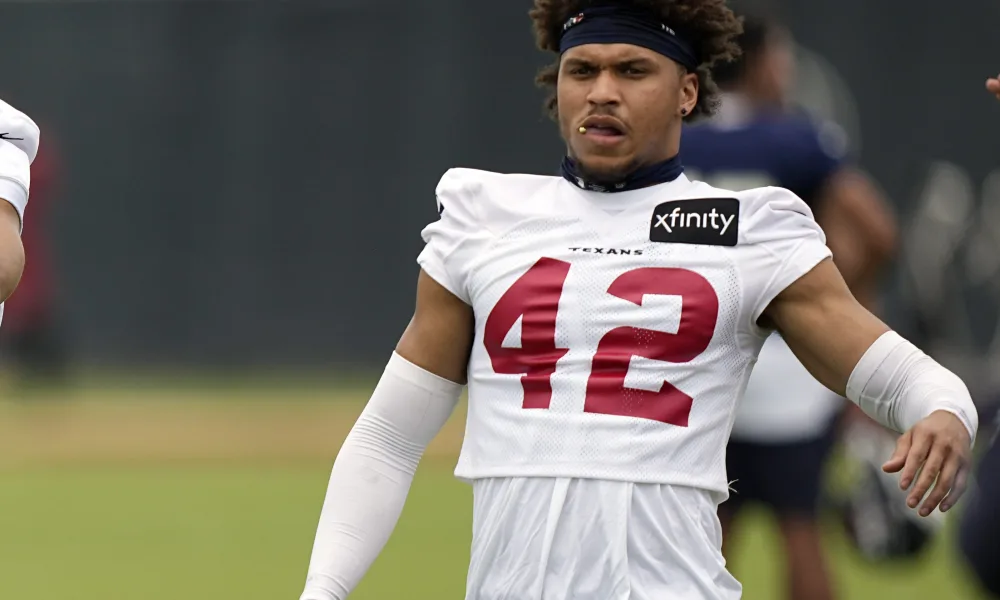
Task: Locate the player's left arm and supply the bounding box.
[763,259,978,516]
[0,199,23,301]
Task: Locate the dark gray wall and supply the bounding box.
[2,1,999,388]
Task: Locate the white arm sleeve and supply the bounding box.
[299,352,463,600]
[847,331,979,444]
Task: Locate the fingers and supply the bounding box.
[917,448,956,516]
[941,464,970,513]
[899,430,931,490]
[882,430,912,473]
[894,412,973,516]
[906,442,945,511]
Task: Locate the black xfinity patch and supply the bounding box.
[649,198,740,246]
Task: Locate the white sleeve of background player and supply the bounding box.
[416,169,491,305]
[739,187,832,331]
[0,142,30,229]
[300,353,462,600]
[847,331,979,444]
[0,99,41,232]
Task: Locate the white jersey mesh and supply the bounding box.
[418,168,831,498]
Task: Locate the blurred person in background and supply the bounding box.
[682,12,898,600]
[296,1,977,598]
[0,129,69,392]
[953,76,1000,600]
[958,402,999,598]
[0,100,40,341]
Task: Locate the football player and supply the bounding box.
[299,3,978,598]
[954,80,1000,599]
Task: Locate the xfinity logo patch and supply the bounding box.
[650,198,740,246]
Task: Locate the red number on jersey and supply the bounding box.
[584,268,719,426]
[483,257,571,409]
[484,260,720,426]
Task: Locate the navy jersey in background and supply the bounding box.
[682,107,849,209]
[681,100,853,468]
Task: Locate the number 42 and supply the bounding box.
[483,258,720,427]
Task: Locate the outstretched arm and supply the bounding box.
[763,259,978,517]
[299,270,474,600]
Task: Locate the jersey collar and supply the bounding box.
[560,154,685,193]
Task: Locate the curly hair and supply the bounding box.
[530,0,743,122]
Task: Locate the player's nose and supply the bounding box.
[586,71,622,107]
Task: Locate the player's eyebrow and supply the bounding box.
[616,58,658,70]
[562,56,659,70]
[562,57,596,69]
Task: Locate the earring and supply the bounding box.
[680,108,689,116]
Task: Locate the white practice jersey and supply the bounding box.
[417,168,831,600]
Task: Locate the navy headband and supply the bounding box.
[558,6,699,72]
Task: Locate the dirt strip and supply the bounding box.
[0,390,469,469]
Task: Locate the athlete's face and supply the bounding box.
[557,43,698,184]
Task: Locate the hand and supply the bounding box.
[988,75,1000,100]
[882,410,972,516]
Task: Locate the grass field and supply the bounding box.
[0,379,990,599]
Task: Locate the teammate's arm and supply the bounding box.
[763,259,978,517]
[987,74,1000,99]
[813,167,897,307]
[0,199,23,301]
[0,100,39,304]
[299,272,473,600]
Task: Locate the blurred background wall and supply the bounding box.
[0,3,997,599]
[0,0,996,383]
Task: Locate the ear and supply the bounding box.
[679,70,699,116]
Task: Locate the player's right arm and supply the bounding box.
[396,270,475,383]
[299,170,483,600]
[298,276,472,600]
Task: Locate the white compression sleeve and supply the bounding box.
[847,331,979,444]
[300,352,463,600]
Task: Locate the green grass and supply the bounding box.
[0,461,988,600]
[0,463,472,600]
[0,382,989,599]
[728,506,987,600]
